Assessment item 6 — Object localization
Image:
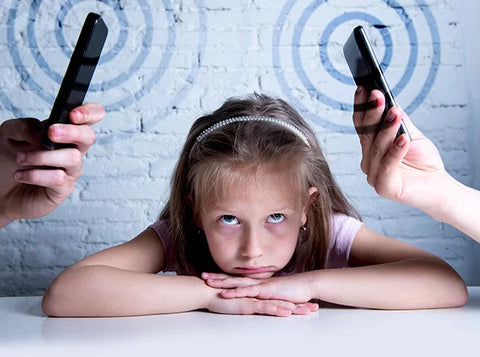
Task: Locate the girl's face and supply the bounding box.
[198,169,316,278]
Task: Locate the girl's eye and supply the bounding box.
[219,215,239,225]
[267,213,285,224]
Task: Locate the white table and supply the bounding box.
[1,287,479,357]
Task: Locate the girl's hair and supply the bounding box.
[160,93,360,275]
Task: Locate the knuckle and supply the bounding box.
[74,166,84,180]
[84,129,96,147]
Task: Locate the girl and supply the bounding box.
[42,93,468,317]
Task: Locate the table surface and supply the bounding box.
[1,287,479,357]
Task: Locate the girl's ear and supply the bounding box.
[301,187,318,226]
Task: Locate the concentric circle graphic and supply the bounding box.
[273,0,440,133]
[1,0,206,142]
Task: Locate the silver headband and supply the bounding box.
[193,116,312,149]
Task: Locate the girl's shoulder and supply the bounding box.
[331,214,363,235]
[149,220,179,273]
[327,214,364,269]
[150,220,169,235]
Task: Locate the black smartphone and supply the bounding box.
[42,12,108,149]
[343,25,409,140]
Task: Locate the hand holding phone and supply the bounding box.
[343,25,409,140]
[42,12,108,149]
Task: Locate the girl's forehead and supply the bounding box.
[205,165,305,206]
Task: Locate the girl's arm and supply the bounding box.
[205,226,468,310]
[42,228,315,317]
[42,228,213,316]
[311,225,468,309]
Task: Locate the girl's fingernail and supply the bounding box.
[14,171,23,180]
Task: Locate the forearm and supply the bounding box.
[432,175,480,243]
[42,265,218,317]
[308,258,467,309]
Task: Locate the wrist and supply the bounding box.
[431,176,480,239]
[303,270,324,300]
[424,173,464,224]
[197,277,221,311]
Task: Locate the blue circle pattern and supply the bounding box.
[3,0,206,119]
[273,0,440,133]
[55,0,129,64]
[319,12,392,85]
[295,4,418,111]
[2,0,439,135]
[25,0,166,104]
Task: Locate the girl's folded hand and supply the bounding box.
[202,272,318,310]
[206,293,316,317]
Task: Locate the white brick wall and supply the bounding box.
[1,0,479,296]
[459,0,480,189]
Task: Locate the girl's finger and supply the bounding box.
[306,302,320,312]
[253,300,296,317]
[201,273,237,284]
[255,302,292,317]
[252,300,313,317]
[293,303,316,315]
[201,272,231,280]
[221,285,260,299]
[206,277,258,289]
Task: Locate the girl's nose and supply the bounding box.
[240,227,264,258]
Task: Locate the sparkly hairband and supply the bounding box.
[192,116,312,152]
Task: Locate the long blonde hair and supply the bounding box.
[160,93,359,275]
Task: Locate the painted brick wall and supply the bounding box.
[1,0,479,296]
